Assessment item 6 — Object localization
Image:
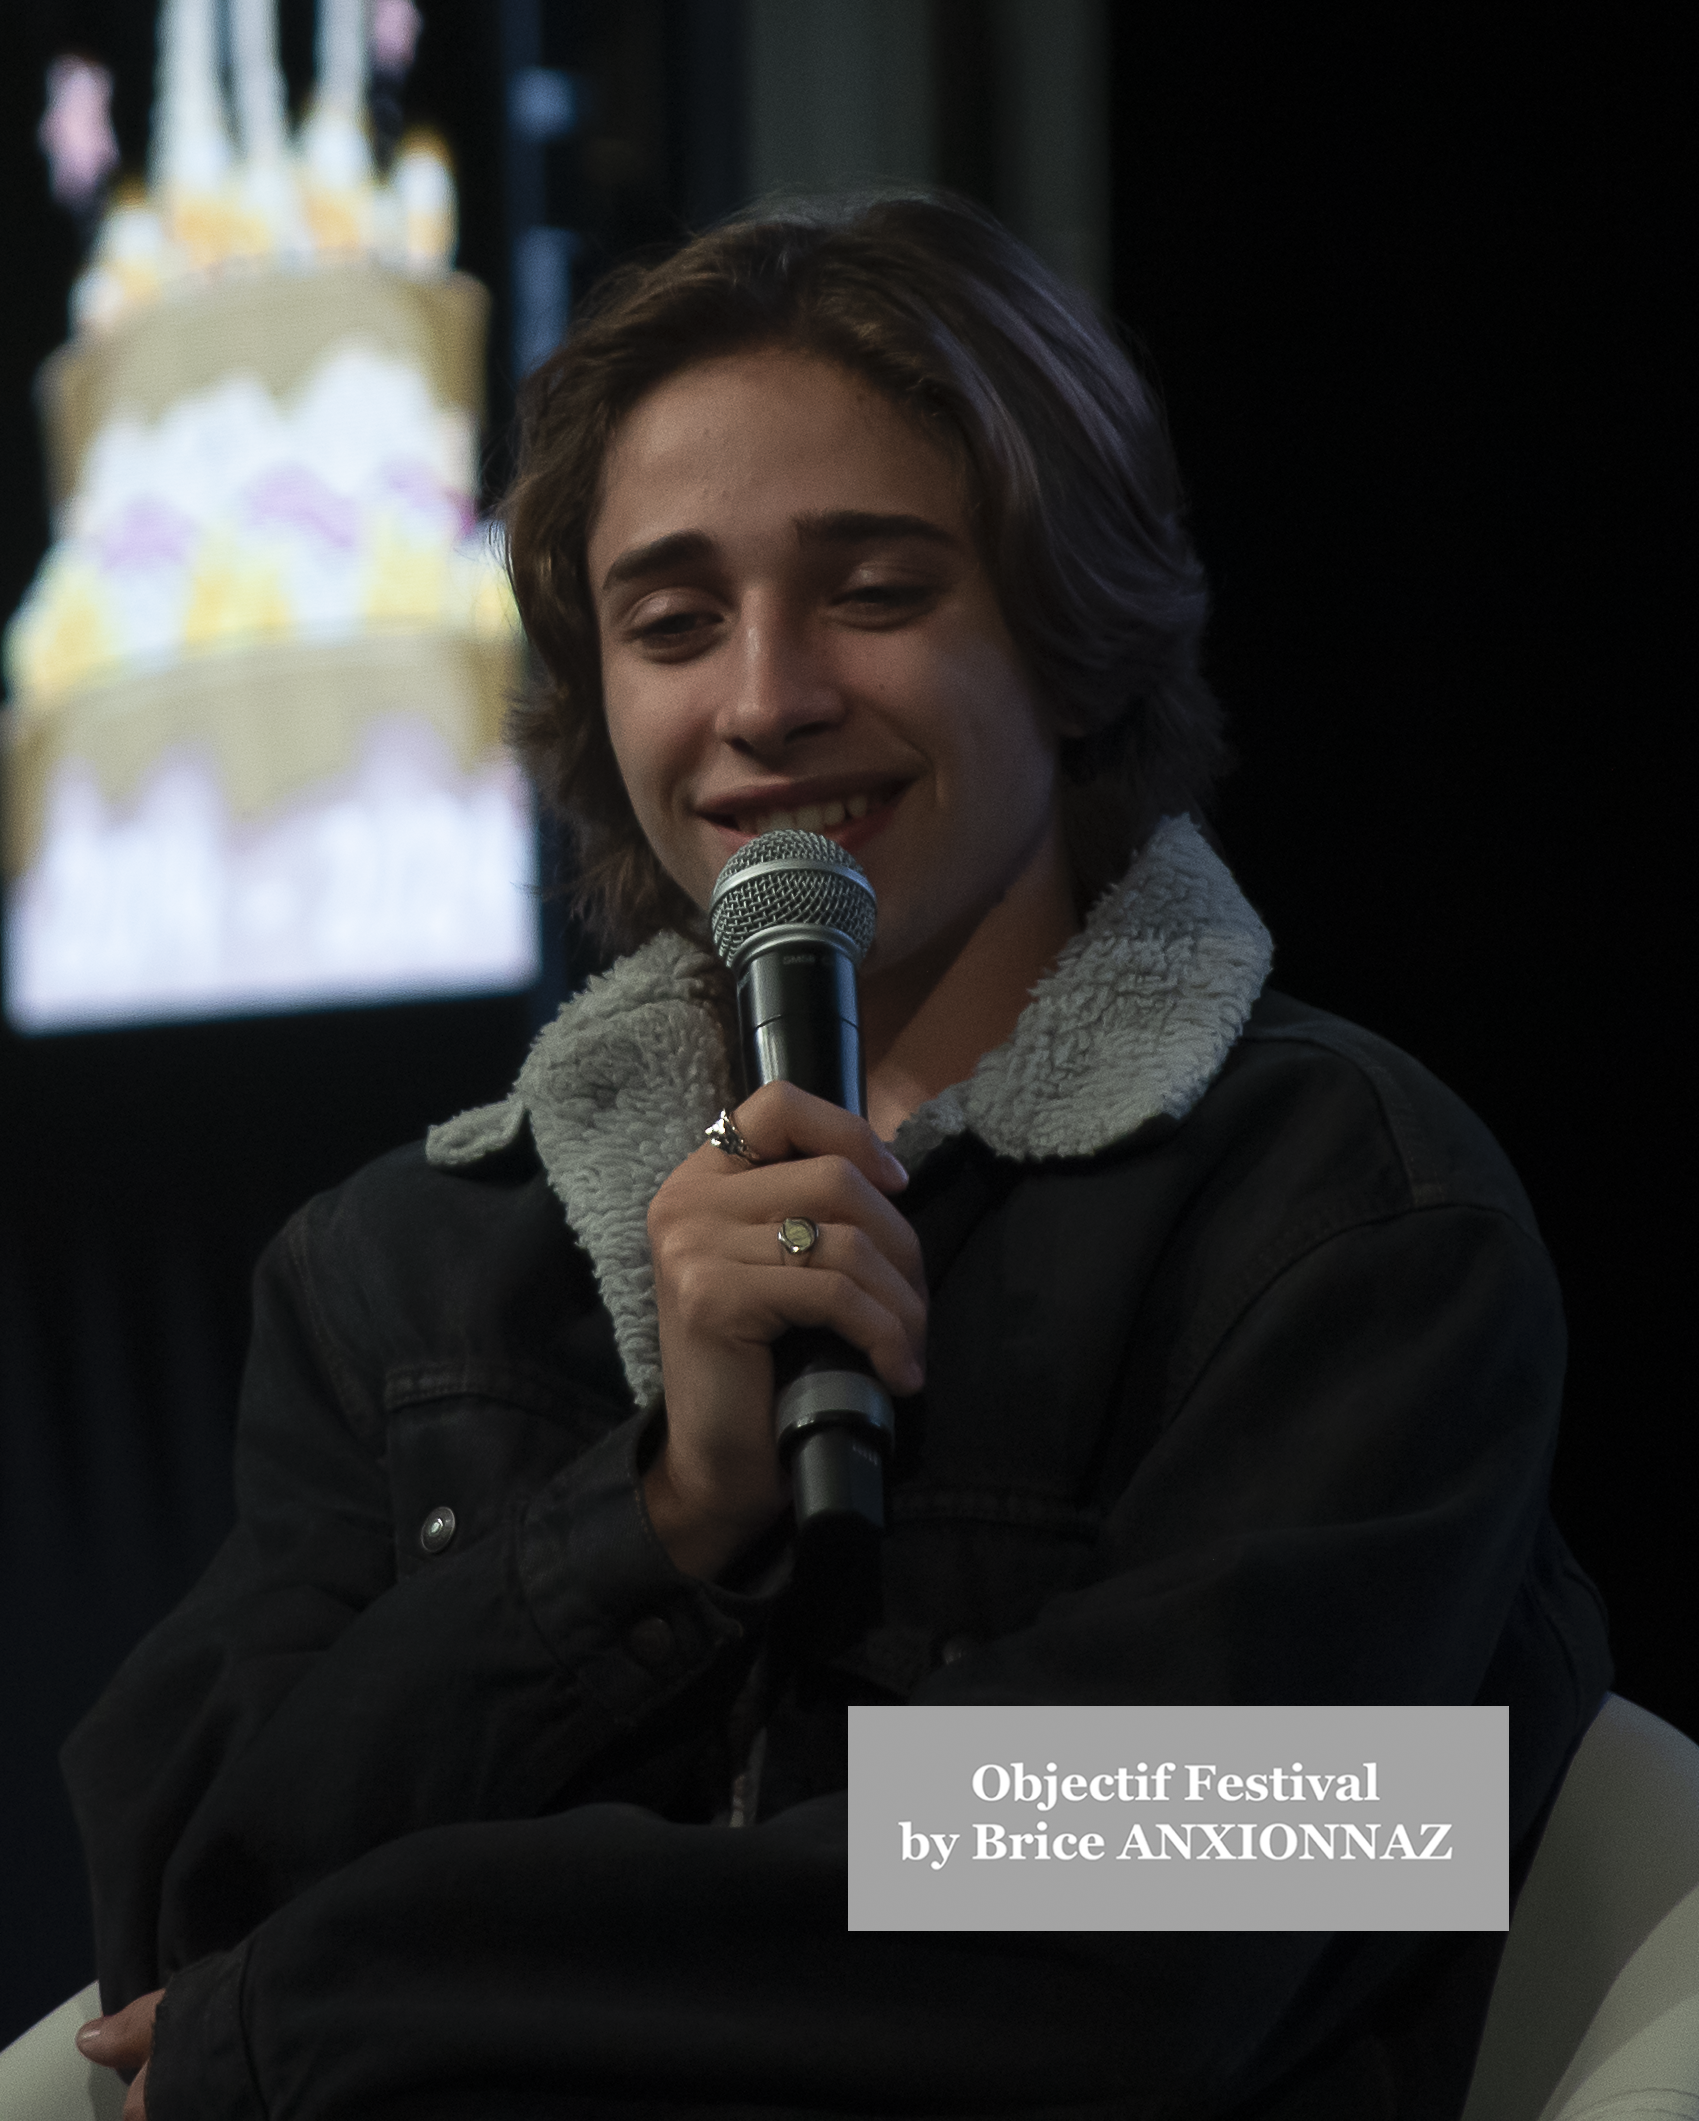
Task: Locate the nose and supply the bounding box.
[714,598,846,758]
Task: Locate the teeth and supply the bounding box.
[741,791,880,835]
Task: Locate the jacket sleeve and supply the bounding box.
[136,1193,1609,2121]
[60,1203,775,2014]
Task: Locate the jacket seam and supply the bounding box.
[1245,1020,1457,1214]
[283,1209,380,1453]
[1161,1199,1555,1439]
[233,1935,269,2121]
[381,1360,623,1421]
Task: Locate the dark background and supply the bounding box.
[1,3,1687,2046]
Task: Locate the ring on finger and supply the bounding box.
[777,1216,821,1259]
[704,1109,760,1166]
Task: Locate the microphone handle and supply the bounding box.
[734,934,896,1550]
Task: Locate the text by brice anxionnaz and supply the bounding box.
[900,1758,1457,1870]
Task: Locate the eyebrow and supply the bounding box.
[599,530,714,596]
[793,510,959,550]
[598,511,958,596]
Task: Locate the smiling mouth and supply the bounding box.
[707,784,905,839]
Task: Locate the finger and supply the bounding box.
[726,1082,909,1193]
[76,1990,159,2072]
[737,1264,926,1395]
[747,1219,928,1339]
[658,1225,928,1374]
[665,1203,927,1342]
[123,2061,149,2121]
[655,1172,926,1315]
[718,1155,926,1296]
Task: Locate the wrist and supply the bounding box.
[641,1446,786,1582]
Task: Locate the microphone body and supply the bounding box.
[710,834,895,1558]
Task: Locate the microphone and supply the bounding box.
[709,829,896,1576]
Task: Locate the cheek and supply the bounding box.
[944,651,1058,802]
[601,676,676,831]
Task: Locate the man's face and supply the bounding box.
[586,345,1065,981]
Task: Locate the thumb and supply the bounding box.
[76,1988,162,2069]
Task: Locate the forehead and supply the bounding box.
[589,347,965,558]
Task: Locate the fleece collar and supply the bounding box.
[425,813,1273,1407]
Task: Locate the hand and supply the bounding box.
[76,1988,162,2120]
[644,1081,927,1578]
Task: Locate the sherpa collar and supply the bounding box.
[426,813,1273,1407]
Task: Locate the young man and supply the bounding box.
[69,194,1609,2120]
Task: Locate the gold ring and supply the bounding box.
[777,1216,820,1258]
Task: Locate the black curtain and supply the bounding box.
[1102,10,1688,1745]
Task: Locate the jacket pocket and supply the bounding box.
[381,1361,624,1580]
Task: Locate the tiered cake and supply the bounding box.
[4,0,534,1029]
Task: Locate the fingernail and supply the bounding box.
[883,1151,908,1183]
[75,2020,106,2052]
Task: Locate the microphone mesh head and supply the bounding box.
[709,829,877,967]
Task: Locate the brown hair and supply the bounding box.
[503,190,1237,956]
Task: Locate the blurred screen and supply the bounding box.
[4,15,538,1031]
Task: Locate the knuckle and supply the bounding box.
[745,1080,792,1121]
[671,1258,719,1327]
[820,1153,861,1199]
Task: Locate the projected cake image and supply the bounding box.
[4,0,537,1030]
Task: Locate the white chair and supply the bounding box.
[4,1694,1696,2119]
[0,1982,123,2121]
[1461,1693,1699,2121]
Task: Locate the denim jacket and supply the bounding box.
[63,816,1611,2120]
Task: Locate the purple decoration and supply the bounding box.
[40,57,119,209]
[371,0,423,75]
[97,497,199,569]
[380,460,474,538]
[244,466,361,549]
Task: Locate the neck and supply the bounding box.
[861,817,1080,1140]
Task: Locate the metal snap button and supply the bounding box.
[419,1505,457,1556]
[625,1616,675,1670]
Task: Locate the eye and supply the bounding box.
[836,579,936,617]
[628,603,721,651]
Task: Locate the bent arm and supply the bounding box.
[62,1206,772,2009]
[142,1794,1358,2121]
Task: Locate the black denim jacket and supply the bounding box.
[62,822,1611,2121]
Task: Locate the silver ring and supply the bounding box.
[777,1216,820,1258]
[704,1109,759,1166]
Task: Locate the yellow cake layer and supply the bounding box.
[4,628,523,878]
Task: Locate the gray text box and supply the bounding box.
[847,1705,1507,1931]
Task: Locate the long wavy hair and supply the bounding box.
[503,190,1237,956]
